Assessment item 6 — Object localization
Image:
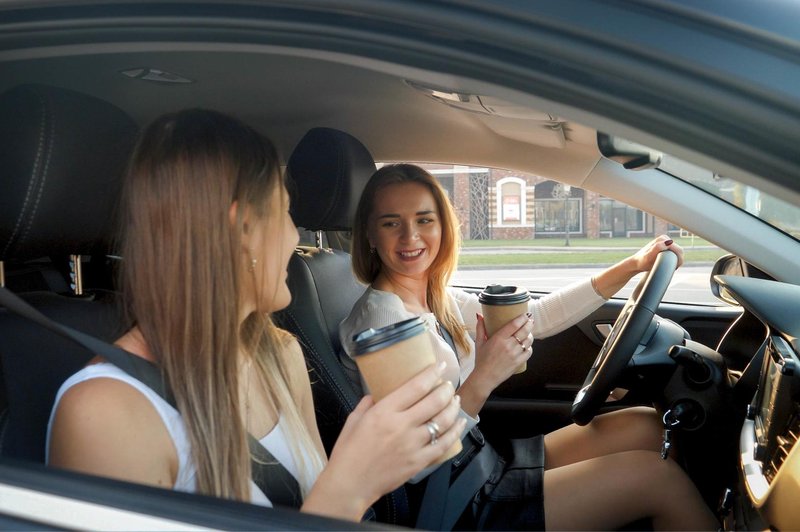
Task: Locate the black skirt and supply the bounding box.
[460,434,546,531]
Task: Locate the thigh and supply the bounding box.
[542,450,713,531]
[543,406,662,469]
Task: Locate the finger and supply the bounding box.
[521,333,534,351]
[496,312,531,338]
[379,361,446,412]
[339,395,375,439]
[418,417,467,465]
[419,394,462,447]
[475,313,487,342]
[344,395,373,425]
[512,315,534,340]
[404,379,456,426]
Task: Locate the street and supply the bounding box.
[452,265,721,306]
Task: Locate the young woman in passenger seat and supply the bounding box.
[46,111,463,521]
[340,163,719,530]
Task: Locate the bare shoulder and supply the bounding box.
[49,377,177,488]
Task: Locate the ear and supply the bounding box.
[229,200,253,247]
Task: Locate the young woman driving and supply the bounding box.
[340,163,718,530]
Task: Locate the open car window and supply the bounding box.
[389,163,730,306]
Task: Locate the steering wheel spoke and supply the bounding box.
[571,250,680,425]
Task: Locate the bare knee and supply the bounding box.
[598,406,662,451]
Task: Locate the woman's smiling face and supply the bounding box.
[368,181,442,282]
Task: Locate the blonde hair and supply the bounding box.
[119,109,321,500]
[351,164,469,354]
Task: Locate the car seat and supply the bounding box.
[274,128,417,525]
[0,84,138,462]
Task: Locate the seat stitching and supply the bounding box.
[284,310,354,408]
[2,92,48,256]
[18,92,55,247]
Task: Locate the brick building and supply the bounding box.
[423,164,674,241]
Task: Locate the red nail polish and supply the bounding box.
[664,239,673,246]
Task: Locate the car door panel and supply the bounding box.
[479,294,740,439]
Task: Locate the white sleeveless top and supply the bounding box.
[46,363,318,506]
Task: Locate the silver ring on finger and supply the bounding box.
[426,421,440,446]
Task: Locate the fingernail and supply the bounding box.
[453,394,461,405]
[436,361,447,374]
[664,239,673,246]
[476,313,483,321]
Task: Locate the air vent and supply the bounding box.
[766,410,800,482]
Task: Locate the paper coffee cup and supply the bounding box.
[352,317,462,463]
[478,284,531,374]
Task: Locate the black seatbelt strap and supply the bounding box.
[0,287,303,508]
[415,430,498,531]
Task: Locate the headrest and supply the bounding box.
[0,84,138,261]
[286,127,376,231]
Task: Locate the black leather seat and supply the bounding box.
[275,128,415,525]
[0,84,137,462]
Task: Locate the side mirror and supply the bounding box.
[710,254,772,305]
[597,132,663,170]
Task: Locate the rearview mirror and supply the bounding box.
[597,132,663,170]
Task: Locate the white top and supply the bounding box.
[340,278,606,389]
[46,363,319,506]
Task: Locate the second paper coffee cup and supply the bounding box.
[479,284,531,374]
[352,316,462,462]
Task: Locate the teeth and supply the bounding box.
[400,249,424,257]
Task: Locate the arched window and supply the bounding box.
[495,177,528,226]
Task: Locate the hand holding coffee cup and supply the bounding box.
[352,317,463,464]
[479,284,532,374]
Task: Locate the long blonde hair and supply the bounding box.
[119,109,321,500]
[351,164,469,354]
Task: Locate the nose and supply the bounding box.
[400,221,418,241]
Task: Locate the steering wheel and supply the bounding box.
[571,250,679,425]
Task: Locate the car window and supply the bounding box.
[393,163,729,306]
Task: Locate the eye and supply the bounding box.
[418,217,434,224]
[381,221,400,228]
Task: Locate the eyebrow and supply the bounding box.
[376,210,436,220]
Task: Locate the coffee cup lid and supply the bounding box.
[478,284,530,305]
[352,316,427,356]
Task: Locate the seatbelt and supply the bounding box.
[415,430,499,530]
[415,322,497,530]
[0,287,302,508]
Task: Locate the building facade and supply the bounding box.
[424,164,675,241]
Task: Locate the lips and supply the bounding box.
[398,248,425,259]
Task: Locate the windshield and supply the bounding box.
[660,156,800,241]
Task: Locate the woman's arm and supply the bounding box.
[301,363,466,521]
[592,236,683,298]
[48,378,176,488]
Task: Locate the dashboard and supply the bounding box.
[716,275,800,530]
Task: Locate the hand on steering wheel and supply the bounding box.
[571,250,679,425]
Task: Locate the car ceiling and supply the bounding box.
[0,49,600,182]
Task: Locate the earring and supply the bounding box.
[248,249,258,272]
